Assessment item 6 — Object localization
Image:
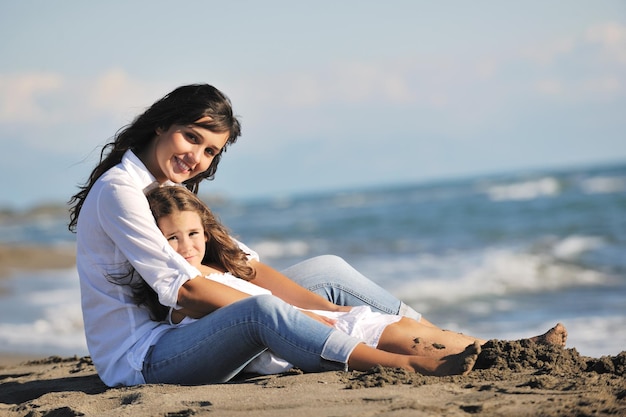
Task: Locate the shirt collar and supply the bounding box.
[121,150,177,193]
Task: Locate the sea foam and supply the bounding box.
[483,177,561,202]
[0,268,86,356]
[370,235,611,307]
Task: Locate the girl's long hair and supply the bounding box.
[68,84,241,232]
[133,186,255,321]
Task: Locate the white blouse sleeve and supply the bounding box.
[95,178,201,307]
[231,238,260,262]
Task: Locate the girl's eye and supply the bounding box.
[186,132,199,143]
[205,147,216,156]
[167,236,178,242]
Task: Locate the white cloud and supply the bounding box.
[581,76,623,98]
[535,79,563,96]
[520,22,626,71]
[231,20,626,148]
[585,22,626,46]
[2,19,625,156]
[0,69,161,128]
[88,68,158,116]
[0,73,63,122]
[281,73,324,107]
[0,69,166,157]
[329,62,415,103]
[585,22,626,65]
[535,75,623,102]
[526,22,626,101]
[252,21,626,113]
[521,37,577,66]
[474,58,498,79]
[274,62,413,107]
[381,75,414,103]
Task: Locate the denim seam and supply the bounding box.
[306,282,397,315]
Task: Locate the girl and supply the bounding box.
[142,186,486,375]
[68,84,566,386]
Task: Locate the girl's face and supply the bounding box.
[142,116,230,184]
[157,210,207,269]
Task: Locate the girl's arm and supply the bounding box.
[176,277,251,317]
[249,260,352,312]
[177,276,341,327]
[175,262,347,325]
[169,265,226,320]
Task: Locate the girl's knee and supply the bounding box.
[317,254,347,264]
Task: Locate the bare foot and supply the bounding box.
[526,323,568,347]
[457,340,481,376]
[411,341,481,376]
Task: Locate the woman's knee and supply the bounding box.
[243,294,292,320]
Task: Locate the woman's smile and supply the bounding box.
[173,156,193,174]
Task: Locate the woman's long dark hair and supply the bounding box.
[133,186,255,321]
[68,84,241,232]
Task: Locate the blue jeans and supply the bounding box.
[142,255,417,384]
[283,255,421,321]
[142,295,361,384]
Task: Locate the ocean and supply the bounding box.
[0,162,624,358]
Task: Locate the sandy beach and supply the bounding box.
[0,245,624,416]
[0,244,76,279]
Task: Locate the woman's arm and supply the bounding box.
[96,180,204,308]
[249,260,351,312]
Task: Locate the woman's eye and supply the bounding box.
[186,132,199,143]
[204,148,215,156]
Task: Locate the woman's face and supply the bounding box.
[157,210,207,269]
[143,116,230,184]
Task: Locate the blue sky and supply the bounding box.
[1,1,625,209]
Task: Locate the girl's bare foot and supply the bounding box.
[410,341,481,376]
[526,323,567,347]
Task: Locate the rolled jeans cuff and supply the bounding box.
[320,330,362,371]
[399,302,422,322]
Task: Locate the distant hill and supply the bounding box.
[0,203,68,222]
[0,193,231,223]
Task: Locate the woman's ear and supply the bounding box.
[155,127,163,135]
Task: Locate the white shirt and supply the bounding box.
[76,150,257,386]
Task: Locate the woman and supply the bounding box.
[68,84,563,386]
